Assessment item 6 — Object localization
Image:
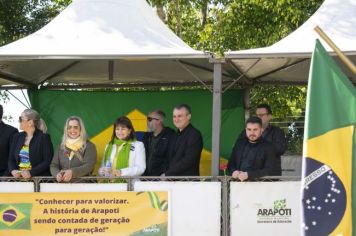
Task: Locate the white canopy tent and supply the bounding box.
[0,0,230,176]
[224,0,356,85]
[0,0,231,88]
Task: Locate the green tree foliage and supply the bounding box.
[0,90,8,102]
[147,0,322,121]
[0,0,71,103]
[249,85,306,119]
[148,0,323,55]
[147,0,322,154]
[1,0,322,122]
[0,90,10,120]
[0,0,71,46]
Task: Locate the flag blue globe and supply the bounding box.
[302,158,346,235]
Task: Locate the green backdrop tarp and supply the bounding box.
[28,89,244,159]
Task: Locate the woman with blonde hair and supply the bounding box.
[50,116,97,182]
[98,116,145,177]
[8,109,53,178]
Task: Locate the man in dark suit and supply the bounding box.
[238,104,286,176]
[142,110,174,176]
[164,104,203,176]
[255,104,286,176]
[228,116,277,181]
[0,105,18,176]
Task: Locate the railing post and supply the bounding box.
[221,176,229,236]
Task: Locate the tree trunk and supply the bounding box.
[201,1,207,27]
[156,3,166,23]
[175,0,181,37]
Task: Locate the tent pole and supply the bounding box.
[177,60,212,92]
[315,26,356,74]
[243,87,251,121]
[7,90,31,109]
[211,58,224,177]
[108,60,114,80]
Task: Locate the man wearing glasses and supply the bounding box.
[142,110,174,176]
[164,104,203,176]
[0,105,18,176]
[255,104,286,176]
[237,104,286,176]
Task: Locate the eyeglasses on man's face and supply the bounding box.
[147,117,160,122]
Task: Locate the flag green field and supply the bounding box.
[0,204,32,230]
[29,89,244,175]
[301,40,356,236]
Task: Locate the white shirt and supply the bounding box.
[103,140,146,176]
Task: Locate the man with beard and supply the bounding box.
[227,116,277,181]
[238,104,286,176]
[142,110,174,176]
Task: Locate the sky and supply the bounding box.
[1,90,30,129]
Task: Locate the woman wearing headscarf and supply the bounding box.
[98,116,145,177]
[8,109,53,178]
[50,116,97,182]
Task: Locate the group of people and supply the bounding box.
[0,103,286,182]
[0,104,203,182]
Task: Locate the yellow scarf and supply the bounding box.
[65,138,84,160]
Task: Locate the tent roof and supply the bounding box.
[0,0,218,88]
[224,0,356,85]
[0,0,207,59]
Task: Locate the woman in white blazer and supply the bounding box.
[98,116,145,177]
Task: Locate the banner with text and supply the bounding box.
[0,191,169,236]
[230,182,301,236]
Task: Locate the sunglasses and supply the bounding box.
[147,117,160,122]
[18,116,29,123]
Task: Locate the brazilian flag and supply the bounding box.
[0,204,32,230]
[301,40,356,235]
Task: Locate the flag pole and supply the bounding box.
[314,26,356,75]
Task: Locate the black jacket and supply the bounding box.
[227,137,277,179]
[262,125,287,156]
[238,125,286,175]
[142,127,175,176]
[165,124,203,176]
[8,129,54,176]
[262,125,286,175]
[0,122,18,176]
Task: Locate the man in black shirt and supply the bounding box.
[164,104,203,176]
[142,110,174,176]
[255,104,286,176]
[0,105,18,176]
[228,116,277,181]
[239,104,286,176]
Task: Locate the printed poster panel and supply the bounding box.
[0,191,169,236]
[230,181,301,236]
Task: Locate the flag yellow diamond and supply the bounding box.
[0,205,26,227]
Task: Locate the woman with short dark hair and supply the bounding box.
[98,116,145,177]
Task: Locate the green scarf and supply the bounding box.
[103,138,133,171]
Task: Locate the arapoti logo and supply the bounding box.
[256,199,292,224]
[257,208,292,217]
